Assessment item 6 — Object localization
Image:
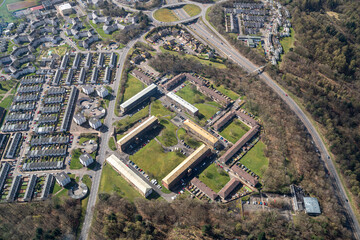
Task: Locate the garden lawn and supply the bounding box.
[79,135,97,145]
[0,95,14,109]
[240,141,268,178]
[70,149,83,170]
[113,106,149,133]
[0,0,20,22]
[213,84,239,100]
[280,27,295,55]
[195,103,219,124]
[151,100,173,118]
[130,140,186,182]
[220,119,250,143]
[153,8,179,22]
[177,128,202,149]
[108,137,117,151]
[99,163,142,202]
[199,164,230,192]
[122,74,145,102]
[157,119,178,147]
[182,4,201,17]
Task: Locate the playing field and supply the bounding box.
[240,141,268,178]
[220,119,250,143]
[199,163,230,192]
[7,0,38,11]
[129,139,186,182]
[153,8,179,22]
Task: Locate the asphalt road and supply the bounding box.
[194,12,360,239]
[79,39,138,240]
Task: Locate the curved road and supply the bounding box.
[193,5,360,238]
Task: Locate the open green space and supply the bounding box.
[114,105,149,134]
[108,137,117,151]
[130,139,186,182]
[239,141,268,178]
[160,46,226,69]
[79,135,97,145]
[157,119,178,147]
[151,100,173,118]
[176,84,221,125]
[70,149,83,170]
[280,27,295,55]
[220,119,250,143]
[122,74,145,103]
[88,21,119,40]
[0,0,20,22]
[0,80,16,94]
[182,4,201,17]
[0,95,14,109]
[153,8,179,22]
[198,164,230,192]
[213,84,239,100]
[99,163,142,202]
[177,128,202,149]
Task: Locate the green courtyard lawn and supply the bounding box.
[213,84,239,100]
[130,139,186,182]
[79,134,97,145]
[220,119,250,143]
[157,119,178,147]
[182,4,201,17]
[108,137,117,151]
[177,128,202,149]
[151,100,174,118]
[239,141,268,178]
[176,84,221,125]
[113,105,149,134]
[198,164,230,192]
[70,149,83,170]
[153,8,179,22]
[122,74,145,103]
[99,163,142,202]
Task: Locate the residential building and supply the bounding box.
[231,165,258,187]
[106,154,153,197]
[120,84,158,113]
[89,117,101,129]
[82,85,94,95]
[73,113,86,125]
[79,153,94,167]
[183,119,220,148]
[218,178,241,199]
[55,172,71,187]
[190,177,218,201]
[304,197,321,216]
[162,144,211,190]
[96,86,108,98]
[166,92,198,116]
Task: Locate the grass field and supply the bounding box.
[280,27,295,55]
[79,135,97,145]
[108,137,117,151]
[122,74,145,102]
[7,0,38,11]
[199,164,230,192]
[99,164,142,202]
[159,46,226,69]
[0,0,20,22]
[157,119,178,147]
[176,84,221,125]
[70,149,83,170]
[0,80,16,95]
[213,84,239,100]
[113,106,149,134]
[153,8,179,22]
[220,119,250,143]
[240,141,268,178]
[151,100,173,118]
[177,128,202,149]
[182,4,201,17]
[0,95,14,109]
[130,140,186,182]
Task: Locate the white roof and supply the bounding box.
[106,154,152,196]
[59,3,72,10]
[120,84,157,109]
[167,92,198,114]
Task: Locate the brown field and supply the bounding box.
[7,0,38,11]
